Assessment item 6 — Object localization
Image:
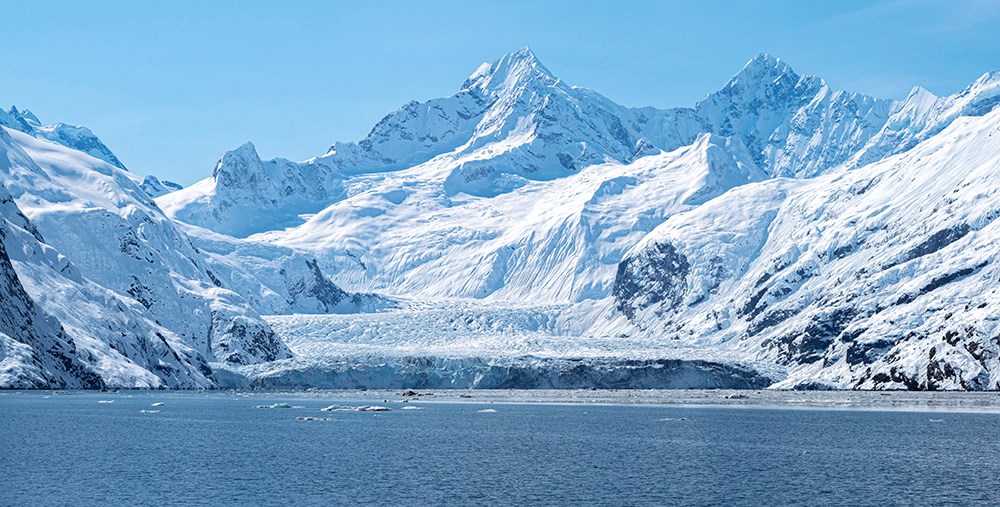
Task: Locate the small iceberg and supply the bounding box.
[98,400,115,404]
[255,403,295,409]
[401,406,425,411]
[296,416,335,421]
[151,402,165,407]
[320,405,391,412]
[139,410,160,414]
[477,409,497,413]
[659,417,688,422]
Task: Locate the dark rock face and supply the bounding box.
[210,313,286,365]
[891,224,972,269]
[613,242,689,320]
[304,259,349,310]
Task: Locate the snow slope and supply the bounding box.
[264,133,765,303]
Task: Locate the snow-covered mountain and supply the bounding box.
[5,48,1000,390]
[0,121,304,387]
[139,175,184,198]
[0,130,217,388]
[607,106,1000,390]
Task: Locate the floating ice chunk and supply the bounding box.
[97,400,115,404]
[320,405,351,412]
[151,402,165,407]
[139,410,160,414]
[296,416,335,421]
[477,409,497,413]
[255,403,294,409]
[321,405,391,412]
[401,406,425,410]
[659,417,688,421]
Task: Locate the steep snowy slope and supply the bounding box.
[263,133,765,302]
[0,126,290,369]
[608,107,1000,390]
[0,188,105,388]
[0,143,216,388]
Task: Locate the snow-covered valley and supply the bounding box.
[2,48,999,390]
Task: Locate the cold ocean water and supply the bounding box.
[1,390,999,506]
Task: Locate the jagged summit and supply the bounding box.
[16,108,40,124]
[733,53,796,80]
[462,46,561,94]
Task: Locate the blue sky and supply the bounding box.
[4,0,999,184]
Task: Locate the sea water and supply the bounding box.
[1,391,999,506]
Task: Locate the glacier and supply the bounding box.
[4,48,1000,390]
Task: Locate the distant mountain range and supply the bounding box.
[2,48,998,390]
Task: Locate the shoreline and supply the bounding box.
[6,388,1000,414]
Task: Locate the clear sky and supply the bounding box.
[4,0,999,184]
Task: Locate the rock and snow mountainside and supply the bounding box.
[139,175,184,198]
[609,107,1000,390]
[0,123,298,388]
[5,48,1000,389]
[0,132,216,388]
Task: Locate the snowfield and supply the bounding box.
[3,48,1000,389]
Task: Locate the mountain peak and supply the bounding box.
[730,52,798,84]
[461,46,559,94]
[213,142,261,179]
[17,108,40,125]
[233,141,259,156]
